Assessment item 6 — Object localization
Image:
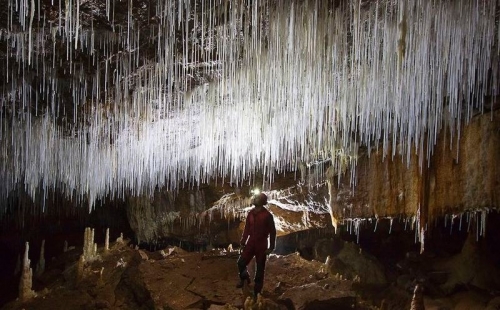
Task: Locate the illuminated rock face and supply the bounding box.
[125,173,333,245]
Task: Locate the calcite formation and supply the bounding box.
[35,239,45,277]
[19,242,35,301]
[105,228,110,252]
[83,227,98,262]
[410,284,425,310]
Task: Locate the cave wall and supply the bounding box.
[125,174,333,246]
[126,187,213,245]
[327,109,500,225]
[429,110,500,218]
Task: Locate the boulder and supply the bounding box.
[437,233,500,294]
[316,238,387,286]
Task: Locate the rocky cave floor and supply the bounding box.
[2,232,500,310]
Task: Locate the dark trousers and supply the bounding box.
[237,242,267,295]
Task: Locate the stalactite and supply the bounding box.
[0,0,498,212]
[419,228,425,255]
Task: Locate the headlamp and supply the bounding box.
[251,188,261,195]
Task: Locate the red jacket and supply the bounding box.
[240,207,276,250]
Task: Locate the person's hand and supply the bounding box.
[265,248,274,255]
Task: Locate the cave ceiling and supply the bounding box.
[0,0,498,207]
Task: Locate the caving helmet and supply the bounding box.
[252,192,268,206]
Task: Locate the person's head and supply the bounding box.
[251,193,268,207]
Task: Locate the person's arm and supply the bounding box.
[268,213,276,251]
[240,213,251,246]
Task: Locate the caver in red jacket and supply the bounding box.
[236,193,276,296]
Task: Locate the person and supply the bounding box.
[236,192,276,297]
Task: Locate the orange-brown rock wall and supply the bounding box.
[429,110,500,218]
[328,109,500,224]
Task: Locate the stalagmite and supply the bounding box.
[410,284,425,310]
[76,254,85,284]
[19,242,35,301]
[98,267,105,286]
[63,240,68,252]
[104,228,110,252]
[35,239,45,277]
[82,227,98,262]
[116,233,124,244]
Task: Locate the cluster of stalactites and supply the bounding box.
[0,0,498,212]
[341,208,492,256]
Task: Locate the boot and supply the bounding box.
[236,276,250,288]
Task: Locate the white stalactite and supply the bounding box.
[0,0,498,212]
